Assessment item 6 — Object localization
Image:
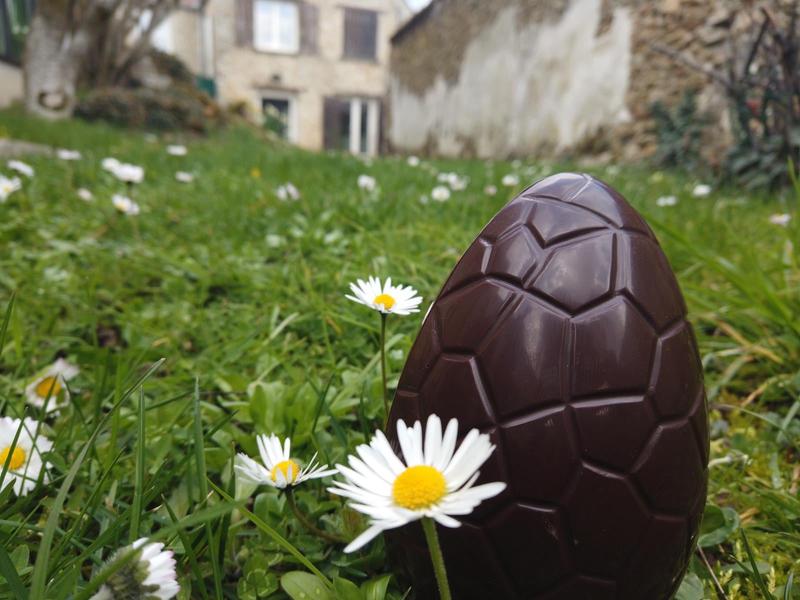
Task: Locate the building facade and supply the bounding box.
[0,0,410,156]
[158,0,411,154]
[389,0,732,161]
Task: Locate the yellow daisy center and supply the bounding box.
[270,459,300,484]
[392,465,447,510]
[35,376,62,399]
[374,293,396,310]
[0,446,26,471]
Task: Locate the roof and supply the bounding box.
[391,0,439,44]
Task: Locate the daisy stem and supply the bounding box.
[421,517,452,600]
[380,312,389,424]
[285,488,346,544]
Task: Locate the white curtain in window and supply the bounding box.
[254,0,299,54]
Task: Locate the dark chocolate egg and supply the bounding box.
[388,173,708,600]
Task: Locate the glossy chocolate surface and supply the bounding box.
[388,173,709,600]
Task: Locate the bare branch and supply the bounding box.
[647,41,736,92]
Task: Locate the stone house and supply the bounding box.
[157,0,412,154]
[389,0,733,161]
[0,0,411,156]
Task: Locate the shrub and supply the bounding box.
[655,1,800,189]
[651,91,708,173]
[75,86,222,133]
[148,49,195,86]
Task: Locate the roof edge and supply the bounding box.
[391,0,438,44]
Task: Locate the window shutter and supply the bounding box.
[236,0,254,46]
[300,2,319,55]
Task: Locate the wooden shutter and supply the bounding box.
[300,2,318,55]
[343,8,377,60]
[235,0,254,47]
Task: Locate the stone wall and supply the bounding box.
[618,0,731,163]
[389,0,734,161]
[0,62,23,109]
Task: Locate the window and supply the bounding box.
[343,8,377,61]
[262,97,290,140]
[324,97,380,155]
[254,0,299,54]
[0,0,35,65]
[262,93,296,142]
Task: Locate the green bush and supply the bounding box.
[75,86,222,133]
[148,49,195,86]
[651,91,708,173]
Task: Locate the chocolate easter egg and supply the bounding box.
[388,173,708,600]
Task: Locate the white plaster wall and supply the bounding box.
[390,0,633,157]
[0,62,23,109]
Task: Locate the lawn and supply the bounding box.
[0,107,798,599]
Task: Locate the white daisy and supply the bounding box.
[265,234,285,248]
[431,186,451,202]
[501,174,520,187]
[769,213,791,226]
[0,175,22,202]
[57,149,82,161]
[656,195,678,207]
[407,155,420,167]
[112,194,140,216]
[436,172,468,190]
[101,157,121,172]
[24,358,80,413]
[484,185,498,196]
[346,276,423,315]
[77,188,94,202]
[276,182,301,201]
[692,183,712,197]
[90,538,179,600]
[234,434,336,490]
[175,171,194,183]
[7,160,34,177]
[329,415,507,553]
[166,144,187,156]
[444,173,468,191]
[358,174,377,192]
[111,163,145,184]
[43,267,69,283]
[0,417,52,496]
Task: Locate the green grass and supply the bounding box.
[0,106,798,599]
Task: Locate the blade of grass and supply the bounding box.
[162,496,210,600]
[193,379,223,599]
[0,417,25,497]
[215,453,235,588]
[129,387,146,542]
[740,529,774,599]
[0,544,27,600]
[0,291,15,361]
[209,480,332,587]
[29,359,165,598]
[72,497,236,600]
[49,448,126,569]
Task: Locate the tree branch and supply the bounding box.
[648,41,736,93]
